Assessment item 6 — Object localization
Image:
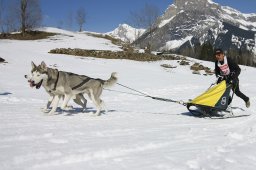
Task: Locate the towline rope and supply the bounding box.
[105,83,187,106]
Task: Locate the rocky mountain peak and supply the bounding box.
[174,0,208,8]
[134,0,256,66]
[106,24,145,43]
[161,0,219,22]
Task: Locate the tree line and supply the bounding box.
[179,42,256,67]
[0,0,159,40]
[0,0,86,35]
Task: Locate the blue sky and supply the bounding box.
[40,0,256,33]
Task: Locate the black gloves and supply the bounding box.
[229,71,237,79]
[216,72,237,84]
[225,72,238,84]
[226,75,232,84]
[217,76,224,84]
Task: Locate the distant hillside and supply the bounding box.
[134,0,256,66]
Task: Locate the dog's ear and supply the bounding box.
[40,61,47,69]
[31,61,36,69]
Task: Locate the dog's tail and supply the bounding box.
[103,72,118,88]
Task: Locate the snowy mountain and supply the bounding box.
[1,27,256,170]
[134,0,256,66]
[106,24,145,43]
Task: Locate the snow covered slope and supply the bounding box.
[0,28,256,170]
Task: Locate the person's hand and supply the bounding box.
[217,76,224,84]
[227,72,238,84]
[226,75,233,84]
[230,71,237,78]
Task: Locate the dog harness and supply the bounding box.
[48,70,59,93]
[71,77,91,90]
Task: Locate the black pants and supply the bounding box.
[231,79,249,102]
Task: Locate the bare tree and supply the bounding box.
[76,7,86,32]
[20,0,27,35]
[20,0,42,35]
[129,3,159,32]
[129,3,160,49]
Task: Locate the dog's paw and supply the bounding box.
[41,108,50,113]
[61,105,73,111]
[66,105,73,109]
[47,111,56,116]
[89,111,101,116]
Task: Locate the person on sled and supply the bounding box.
[214,48,250,108]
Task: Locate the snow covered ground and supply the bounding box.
[0,28,256,170]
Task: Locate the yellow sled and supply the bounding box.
[186,81,233,117]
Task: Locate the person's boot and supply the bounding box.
[246,99,250,108]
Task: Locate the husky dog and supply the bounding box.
[26,73,87,112]
[28,61,117,116]
[25,73,87,113]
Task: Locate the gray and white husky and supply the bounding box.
[27,61,117,116]
[26,72,87,113]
